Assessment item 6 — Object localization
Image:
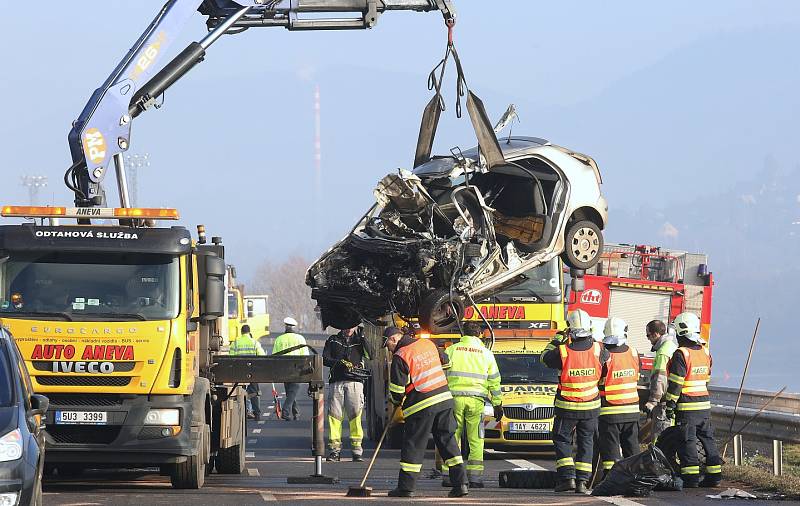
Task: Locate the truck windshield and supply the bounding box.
[496,353,559,384]
[502,258,561,301]
[228,294,239,319]
[0,341,13,406]
[0,251,180,321]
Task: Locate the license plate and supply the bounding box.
[509,422,550,433]
[55,411,107,425]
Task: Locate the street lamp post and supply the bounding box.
[20,175,48,205]
[123,153,150,206]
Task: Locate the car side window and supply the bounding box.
[11,338,33,410]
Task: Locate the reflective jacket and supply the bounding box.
[272,332,309,356]
[599,344,640,420]
[556,342,602,412]
[542,336,609,419]
[445,335,502,406]
[229,333,266,356]
[666,344,711,413]
[647,336,678,407]
[389,337,453,418]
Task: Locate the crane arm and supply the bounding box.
[66,0,456,208]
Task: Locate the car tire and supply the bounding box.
[320,304,361,330]
[499,469,557,489]
[561,219,603,270]
[419,289,465,333]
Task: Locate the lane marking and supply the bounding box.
[247,468,260,477]
[246,451,255,458]
[258,420,265,425]
[248,439,257,444]
[260,491,277,502]
[504,458,547,471]
[594,497,646,506]
[252,428,262,434]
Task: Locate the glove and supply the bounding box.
[391,405,404,424]
[493,405,504,422]
[554,330,569,343]
[643,401,655,418]
[339,359,354,370]
[665,403,676,420]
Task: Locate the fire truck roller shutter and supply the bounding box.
[607,289,671,353]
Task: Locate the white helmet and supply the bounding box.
[283,316,299,327]
[567,309,592,338]
[673,312,702,343]
[603,317,628,346]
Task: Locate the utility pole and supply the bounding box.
[123,153,150,206]
[312,85,322,246]
[20,175,48,205]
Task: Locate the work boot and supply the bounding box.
[575,480,589,494]
[293,412,300,421]
[448,484,469,497]
[699,476,721,488]
[387,488,414,497]
[326,451,340,462]
[253,412,262,420]
[683,477,700,488]
[554,478,576,492]
[469,481,485,489]
[246,411,256,420]
[352,454,364,463]
[441,477,452,488]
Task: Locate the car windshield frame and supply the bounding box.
[495,352,559,384]
[0,250,181,322]
[0,338,14,407]
[501,258,562,301]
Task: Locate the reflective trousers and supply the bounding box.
[599,419,639,472]
[552,415,597,482]
[442,396,485,482]
[398,404,466,492]
[676,414,722,484]
[327,381,364,456]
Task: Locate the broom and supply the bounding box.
[347,401,403,497]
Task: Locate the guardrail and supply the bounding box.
[709,385,800,444]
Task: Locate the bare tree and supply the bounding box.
[249,255,322,333]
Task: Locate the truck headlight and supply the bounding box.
[0,429,23,462]
[0,492,20,506]
[144,409,180,426]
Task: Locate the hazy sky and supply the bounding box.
[2,1,799,389]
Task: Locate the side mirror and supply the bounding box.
[202,256,225,321]
[246,300,254,319]
[29,394,49,417]
[187,319,199,332]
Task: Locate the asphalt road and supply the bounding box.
[43,389,788,506]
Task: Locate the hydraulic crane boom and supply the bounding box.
[66,0,455,210]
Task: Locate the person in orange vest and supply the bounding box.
[542,309,610,493]
[383,326,468,498]
[664,312,722,488]
[598,317,641,476]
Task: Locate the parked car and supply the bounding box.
[307,136,607,331]
[0,328,47,506]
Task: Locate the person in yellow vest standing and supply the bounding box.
[441,322,502,489]
[542,309,610,493]
[664,312,722,488]
[229,324,266,419]
[272,317,309,421]
[643,319,678,442]
[598,317,641,476]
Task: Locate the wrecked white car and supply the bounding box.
[307,136,607,332]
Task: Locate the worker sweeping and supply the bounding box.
[441,322,502,489]
[272,317,309,421]
[643,320,678,442]
[664,312,723,488]
[542,309,609,493]
[383,326,468,498]
[322,326,372,462]
[598,317,641,476]
[229,324,266,419]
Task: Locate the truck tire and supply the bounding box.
[419,289,465,334]
[216,413,246,474]
[171,424,208,489]
[499,469,557,489]
[560,219,603,270]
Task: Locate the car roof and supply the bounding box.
[462,136,549,160]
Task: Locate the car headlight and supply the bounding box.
[144,409,180,426]
[0,429,23,462]
[0,492,19,506]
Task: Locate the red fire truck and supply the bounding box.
[569,244,713,360]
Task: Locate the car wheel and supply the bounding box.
[320,304,361,330]
[561,219,603,270]
[419,289,465,333]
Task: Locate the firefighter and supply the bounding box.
[383,326,468,498]
[322,326,372,462]
[272,317,309,421]
[598,317,641,475]
[664,312,722,488]
[230,324,266,419]
[441,322,503,488]
[542,309,609,493]
[643,319,678,442]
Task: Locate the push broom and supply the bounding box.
[347,400,403,497]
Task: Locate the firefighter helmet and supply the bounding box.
[603,317,628,345]
[673,312,702,342]
[566,309,592,338]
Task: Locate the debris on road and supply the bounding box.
[706,488,758,499]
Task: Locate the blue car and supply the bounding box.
[0,328,47,506]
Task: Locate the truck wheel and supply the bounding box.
[171,426,207,489]
[560,219,603,270]
[203,424,213,476]
[419,289,465,333]
[216,413,246,474]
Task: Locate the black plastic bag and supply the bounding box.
[592,445,675,497]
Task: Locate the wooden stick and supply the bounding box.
[722,317,760,459]
[721,386,786,450]
[357,402,401,489]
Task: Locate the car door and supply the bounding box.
[10,338,45,465]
